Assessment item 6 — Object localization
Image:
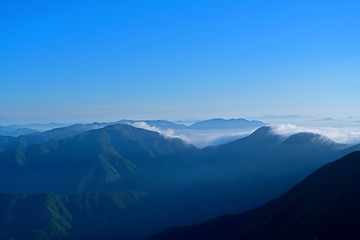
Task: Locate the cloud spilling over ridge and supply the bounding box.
[131,122,190,142]
[272,123,360,144]
[130,121,254,147]
[186,131,252,148]
[130,121,360,147]
[130,122,253,147]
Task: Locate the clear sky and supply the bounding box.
[1,0,360,124]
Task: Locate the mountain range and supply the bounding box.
[189,118,265,129]
[0,122,358,239]
[0,118,266,136]
[0,118,266,151]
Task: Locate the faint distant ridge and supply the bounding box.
[190,118,265,129]
[1,117,266,136]
[0,122,110,152]
[320,117,335,121]
[9,122,69,131]
[0,126,38,137]
[117,118,266,130]
[341,142,360,155]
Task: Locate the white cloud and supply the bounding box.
[187,131,252,148]
[131,122,190,142]
[131,121,360,147]
[273,124,300,135]
[272,123,360,144]
[132,121,161,133]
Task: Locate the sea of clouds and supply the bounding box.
[131,118,360,148]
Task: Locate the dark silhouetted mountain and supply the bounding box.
[0,126,38,137]
[190,118,265,129]
[0,124,196,193]
[150,151,360,240]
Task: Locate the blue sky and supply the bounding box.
[1,0,360,124]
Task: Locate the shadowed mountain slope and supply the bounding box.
[0,124,196,193]
[150,151,360,240]
[0,191,146,240]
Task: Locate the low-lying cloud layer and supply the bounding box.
[272,123,360,144]
[131,120,360,148]
[131,122,256,147]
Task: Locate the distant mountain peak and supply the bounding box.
[244,126,282,142]
[190,118,265,129]
[250,125,273,135]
